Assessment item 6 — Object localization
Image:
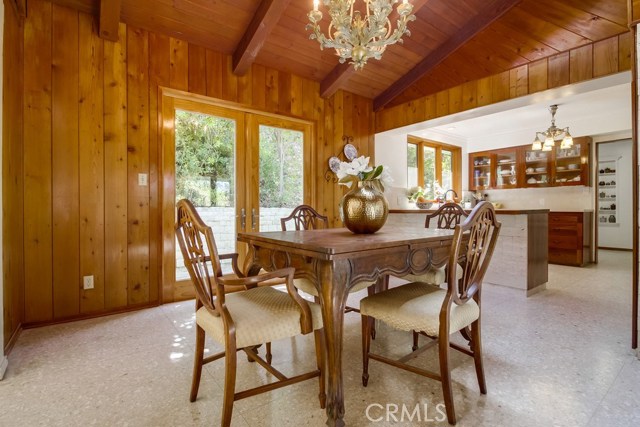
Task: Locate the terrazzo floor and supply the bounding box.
[1,250,639,426]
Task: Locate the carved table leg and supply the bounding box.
[317,260,350,427]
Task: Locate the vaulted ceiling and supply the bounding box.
[51,0,630,110]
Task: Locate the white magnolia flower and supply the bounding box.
[336,156,372,180]
[379,167,394,189]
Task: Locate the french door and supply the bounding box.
[161,94,313,301]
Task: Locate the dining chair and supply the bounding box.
[176,199,326,426]
[359,201,501,425]
[280,204,374,313]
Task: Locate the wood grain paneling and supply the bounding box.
[3,0,26,349]
[376,34,631,133]
[104,23,128,309]
[78,13,105,314]
[4,1,374,326]
[52,4,80,318]
[23,0,53,323]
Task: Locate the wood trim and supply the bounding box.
[406,136,462,197]
[373,0,523,111]
[375,34,632,133]
[8,0,27,18]
[3,324,22,356]
[629,25,639,352]
[21,302,159,329]
[232,0,291,76]
[98,0,121,41]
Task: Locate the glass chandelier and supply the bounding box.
[532,104,573,152]
[307,0,416,70]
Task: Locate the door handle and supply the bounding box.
[251,208,258,230]
[240,208,246,230]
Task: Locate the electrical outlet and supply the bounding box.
[138,173,148,186]
[83,275,94,290]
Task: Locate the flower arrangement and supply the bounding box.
[336,156,393,192]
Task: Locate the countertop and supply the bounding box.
[390,209,550,215]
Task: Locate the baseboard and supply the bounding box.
[0,355,8,380]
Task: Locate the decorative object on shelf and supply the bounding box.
[335,156,391,233]
[324,136,360,182]
[531,104,573,151]
[598,158,619,226]
[307,0,416,70]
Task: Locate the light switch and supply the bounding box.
[138,173,148,186]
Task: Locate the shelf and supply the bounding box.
[473,165,491,168]
[555,155,581,160]
[598,185,616,189]
[525,159,548,163]
[598,173,616,176]
[599,197,616,201]
[525,172,547,175]
[497,161,516,165]
[599,223,619,227]
[555,169,581,173]
[598,210,617,212]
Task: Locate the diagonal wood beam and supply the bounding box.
[99,0,122,41]
[320,0,431,98]
[373,0,523,111]
[233,0,292,76]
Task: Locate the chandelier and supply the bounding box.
[532,104,574,152]
[307,0,416,70]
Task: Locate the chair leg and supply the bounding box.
[361,315,373,387]
[266,342,273,365]
[412,330,420,351]
[470,320,487,394]
[221,343,238,427]
[314,329,327,409]
[190,324,205,402]
[438,333,457,425]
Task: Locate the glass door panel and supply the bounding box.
[174,109,238,278]
[524,148,551,187]
[257,124,304,231]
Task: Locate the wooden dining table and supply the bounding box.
[238,226,457,426]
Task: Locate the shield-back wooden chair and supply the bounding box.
[280,204,374,313]
[359,201,501,425]
[176,199,326,426]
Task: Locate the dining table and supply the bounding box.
[238,226,457,426]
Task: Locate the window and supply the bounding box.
[407,137,461,199]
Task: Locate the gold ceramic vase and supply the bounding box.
[340,181,389,234]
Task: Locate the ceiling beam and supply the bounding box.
[373,0,523,111]
[99,0,122,41]
[319,0,431,98]
[233,0,292,76]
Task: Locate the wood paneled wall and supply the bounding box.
[2,0,25,349]
[2,0,374,338]
[376,33,632,133]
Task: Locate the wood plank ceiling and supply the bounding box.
[51,0,629,110]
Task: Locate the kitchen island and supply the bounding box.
[388,208,549,296]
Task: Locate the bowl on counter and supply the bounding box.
[416,201,434,209]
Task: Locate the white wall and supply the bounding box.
[597,140,633,249]
[0,0,7,379]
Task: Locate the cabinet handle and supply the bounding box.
[240,208,246,230]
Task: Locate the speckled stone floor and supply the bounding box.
[1,250,639,427]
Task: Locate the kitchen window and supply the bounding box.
[407,137,461,199]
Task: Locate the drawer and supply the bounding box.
[549,248,580,266]
[549,213,579,225]
[549,225,579,236]
[548,235,578,250]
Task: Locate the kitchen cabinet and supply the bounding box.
[596,159,618,226]
[548,211,592,266]
[468,137,591,190]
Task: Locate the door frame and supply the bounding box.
[158,87,316,303]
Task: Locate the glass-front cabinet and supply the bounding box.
[524,148,551,187]
[467,137,591,190]
[494,148,518,189]
[469,152,493,190]
[553,138,589,186]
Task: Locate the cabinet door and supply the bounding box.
[494,148,519,189]
[523,148,551,187]
[469,152,493,190]
[553,138,589,186]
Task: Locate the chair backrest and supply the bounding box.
[280,205,329,231]
[425,202,469,229]
[446,201,501,306]
[175,199,221,315]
